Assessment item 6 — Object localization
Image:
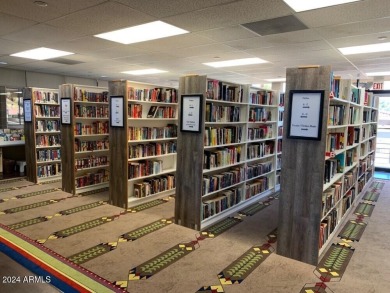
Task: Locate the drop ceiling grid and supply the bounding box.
[315,17,390,40]
[1,23,85,46]
[0,0,108,22]
[46,1,156,35]
[161,0,292,32]
[296,0,390,28]
[0,12,37,36]
[114,0,241,18]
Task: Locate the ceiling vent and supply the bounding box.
[241,15,308,36]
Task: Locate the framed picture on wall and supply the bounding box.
[287,90,324,140]
[180,94,203,133]
[60,98,71,125]
[23,99,32,122]
[110,95,124,127]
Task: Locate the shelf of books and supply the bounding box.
[175,75,281,230]
[319,79,378,254]
[276,92,284,191]
[23,88,62,183]
[108,80,178,208]
[59,84,109,194]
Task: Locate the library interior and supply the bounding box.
[0,0,390,292]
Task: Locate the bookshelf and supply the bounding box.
[108,80,178,208]
[175,76,281,230]
[24,88,62,183]
[277,67,378,265]
[60,84,110,195]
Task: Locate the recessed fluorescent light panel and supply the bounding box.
[366,71,390,76]
[10,47,74,60]
[203,58,268,68]
[339,42,390,55]
[95,21,188,44]
[122,69,167,75]
[0,61,7,65]
[265,78,286,82]
[283,0,361,12]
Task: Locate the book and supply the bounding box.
[147,106,159,118]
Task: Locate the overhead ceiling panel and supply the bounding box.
[0,38,35,55]
[195,25,259,42]
[0,13,37,37]
[54,37,122,55]
[262,29,323,44]
[162,43,237,58]
[88,45,147,59]
[186,51,255,63]
[162,0,291,32]
[316,17,390,39]
[47,2,155,35]
[0,0,107,22]
[2,24,84,47]
[327,32,390,48]
[223,37,273,51]
[115,53,177,65]
[297,0,390,28]
[115,0,239,18]
[131,34,215,52]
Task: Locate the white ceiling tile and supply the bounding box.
[317,17,390,39]
[297,0,390,28]
[131,34,215,52]
[186,51,256,64]
[114,53,177,65]
[2,24,83,47]
[0,0,107,22]
[262,29,323,44]
[162,0,291,32]
[0,38,35,55]
[224,37,274,51]
[115,0,238,18]
[0,13,37,37]
[164,43,237,58]
[195,25,259,42]
[88,45,147,59]
[53,37,122,55]
[47,2,155,35]
[327,32,390,48]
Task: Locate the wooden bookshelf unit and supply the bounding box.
[24,88,62,183]
[277,67,378,265]
[108,80,178,208]
[60,84,109,195]
[175,75,281,230]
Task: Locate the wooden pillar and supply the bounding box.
[277,66,331,265]
[60,84,76,194]
[23,88,36,183]
[175,75,207,230]
[108,80,129,208]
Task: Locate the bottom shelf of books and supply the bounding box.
[319,163,373,254]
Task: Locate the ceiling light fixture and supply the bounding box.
[265,78,286,82]
[121,69,167,75]
[10,47,74,60]
[366,71,390,76]
[338,42,390,55]
[0,61,7,65]
[283,0,361,12]
[34,1,48,7]
[95,21,189,45]
[203,57,268,68]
